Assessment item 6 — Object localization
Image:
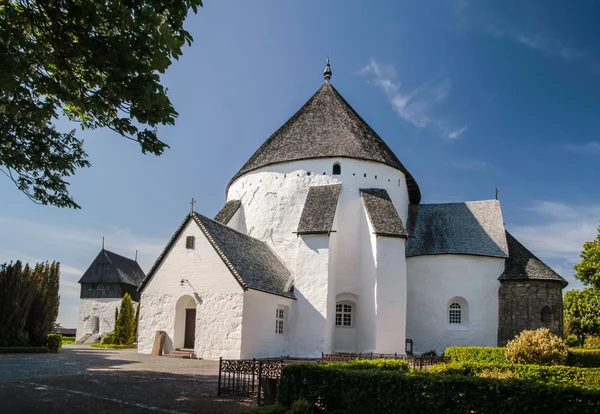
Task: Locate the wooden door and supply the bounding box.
[184,308,196,349]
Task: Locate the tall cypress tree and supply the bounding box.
[24,262,61,346]
[133,301,141,344]
[115,293,135,345]
[0,262,36,346]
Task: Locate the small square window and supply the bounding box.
[186,236,195,249]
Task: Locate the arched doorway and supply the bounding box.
[175,295,197,350]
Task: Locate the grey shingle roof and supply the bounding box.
[228,82,421,204]
[406,200,509,258]
[139,213,295,299]
[297,184,341,235]
[214,200,241,225]
[360,188,408,238]
[78,249,145,286]
[499,231,567,287]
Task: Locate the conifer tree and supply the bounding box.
[25,262,60,346]
[115,293,135,345]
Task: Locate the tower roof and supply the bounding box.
[228,82,421,204]
[78,249,145,286]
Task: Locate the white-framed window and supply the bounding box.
[448,302,462,324]
[335,302,353,327]
[275,307,285,335]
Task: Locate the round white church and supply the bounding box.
[130,62,567,359]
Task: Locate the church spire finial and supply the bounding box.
[323,57,332,82]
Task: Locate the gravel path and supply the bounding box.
[0,346,254,413]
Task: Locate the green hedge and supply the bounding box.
[429,362,600,389]
[90,343,136,349]
[444,346,508,364]
[567,349,600,368]
[325,358,409,372]
[445,346,600,368]
[0,347,50,353]
[61,336,75,344]
[278,364,600,413]
[46,334,62,353]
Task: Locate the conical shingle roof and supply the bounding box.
[78,249,145,286]
[228,82,421,204]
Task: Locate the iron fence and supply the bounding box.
[218,353,448,404]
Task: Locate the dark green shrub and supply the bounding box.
[429,362,600,389]
[444,346,508,364]
[326,358,409,372]
[0,347,50,353]
[278,364,600,413]
[61,336,75,344]
[565,335,580,348]
[45,334,62,353]
[101,331,116,344]
[287,399,313,414]
[567,349,600,368]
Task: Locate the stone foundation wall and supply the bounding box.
[498,280,564,346]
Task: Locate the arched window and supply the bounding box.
[541,306,553,324]
[332,163,341,175]
[448,303,462,324]
[336,302,353,327]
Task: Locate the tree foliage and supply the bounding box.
[564,289,600,347]
[24,262,60,346]
[574,225,600,289]
[0,260,60,347]
[114,292,135,345]
[0,0,202,208]
[133,301,140,343]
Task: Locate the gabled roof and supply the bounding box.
[406,200,509,258]
[360,188,408,238]
[78,249,145,286]
[297,184,341,235]
[499,231,567,287]
[139,213,295,299]
[214,200,241,225]
[228,82,421,204]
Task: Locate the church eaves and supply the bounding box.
[297,184,341,235]
[214,199,241,225]
[228,82,421,205]
[360,188,408,238]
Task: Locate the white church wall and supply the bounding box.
[406,255,503,354]
[76,298,124,340]
[288,235,332,357]
[356,203,377,352]
[375,237,407,354]
[227,204,247,234]
[240,289,295,358]
[138,220,244,359]
[226,158,409,266]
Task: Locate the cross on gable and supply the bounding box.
[189,198,196,213]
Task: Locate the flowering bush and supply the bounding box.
[585,336,600,349]
[505,328,568,366]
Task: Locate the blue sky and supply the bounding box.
[1,1,599,327]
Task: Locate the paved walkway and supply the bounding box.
[0,346,254,413]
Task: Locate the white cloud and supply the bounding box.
[515,33,585,62]
[448,126,468,139]
[563,142,600,155]
[509,201,600,288]
[360,59,465,139]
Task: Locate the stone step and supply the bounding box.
[164,349,196,359]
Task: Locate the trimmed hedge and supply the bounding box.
[567,349,600,368]
[61,336,75,344]
[90,343,136,349]
[0,347,50,353]
[278,364,600,413]
[429,362,600,389]
[444,346,507,364]
[445,346,600,368]
[46,334,62,353]
[326,358,409,372]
